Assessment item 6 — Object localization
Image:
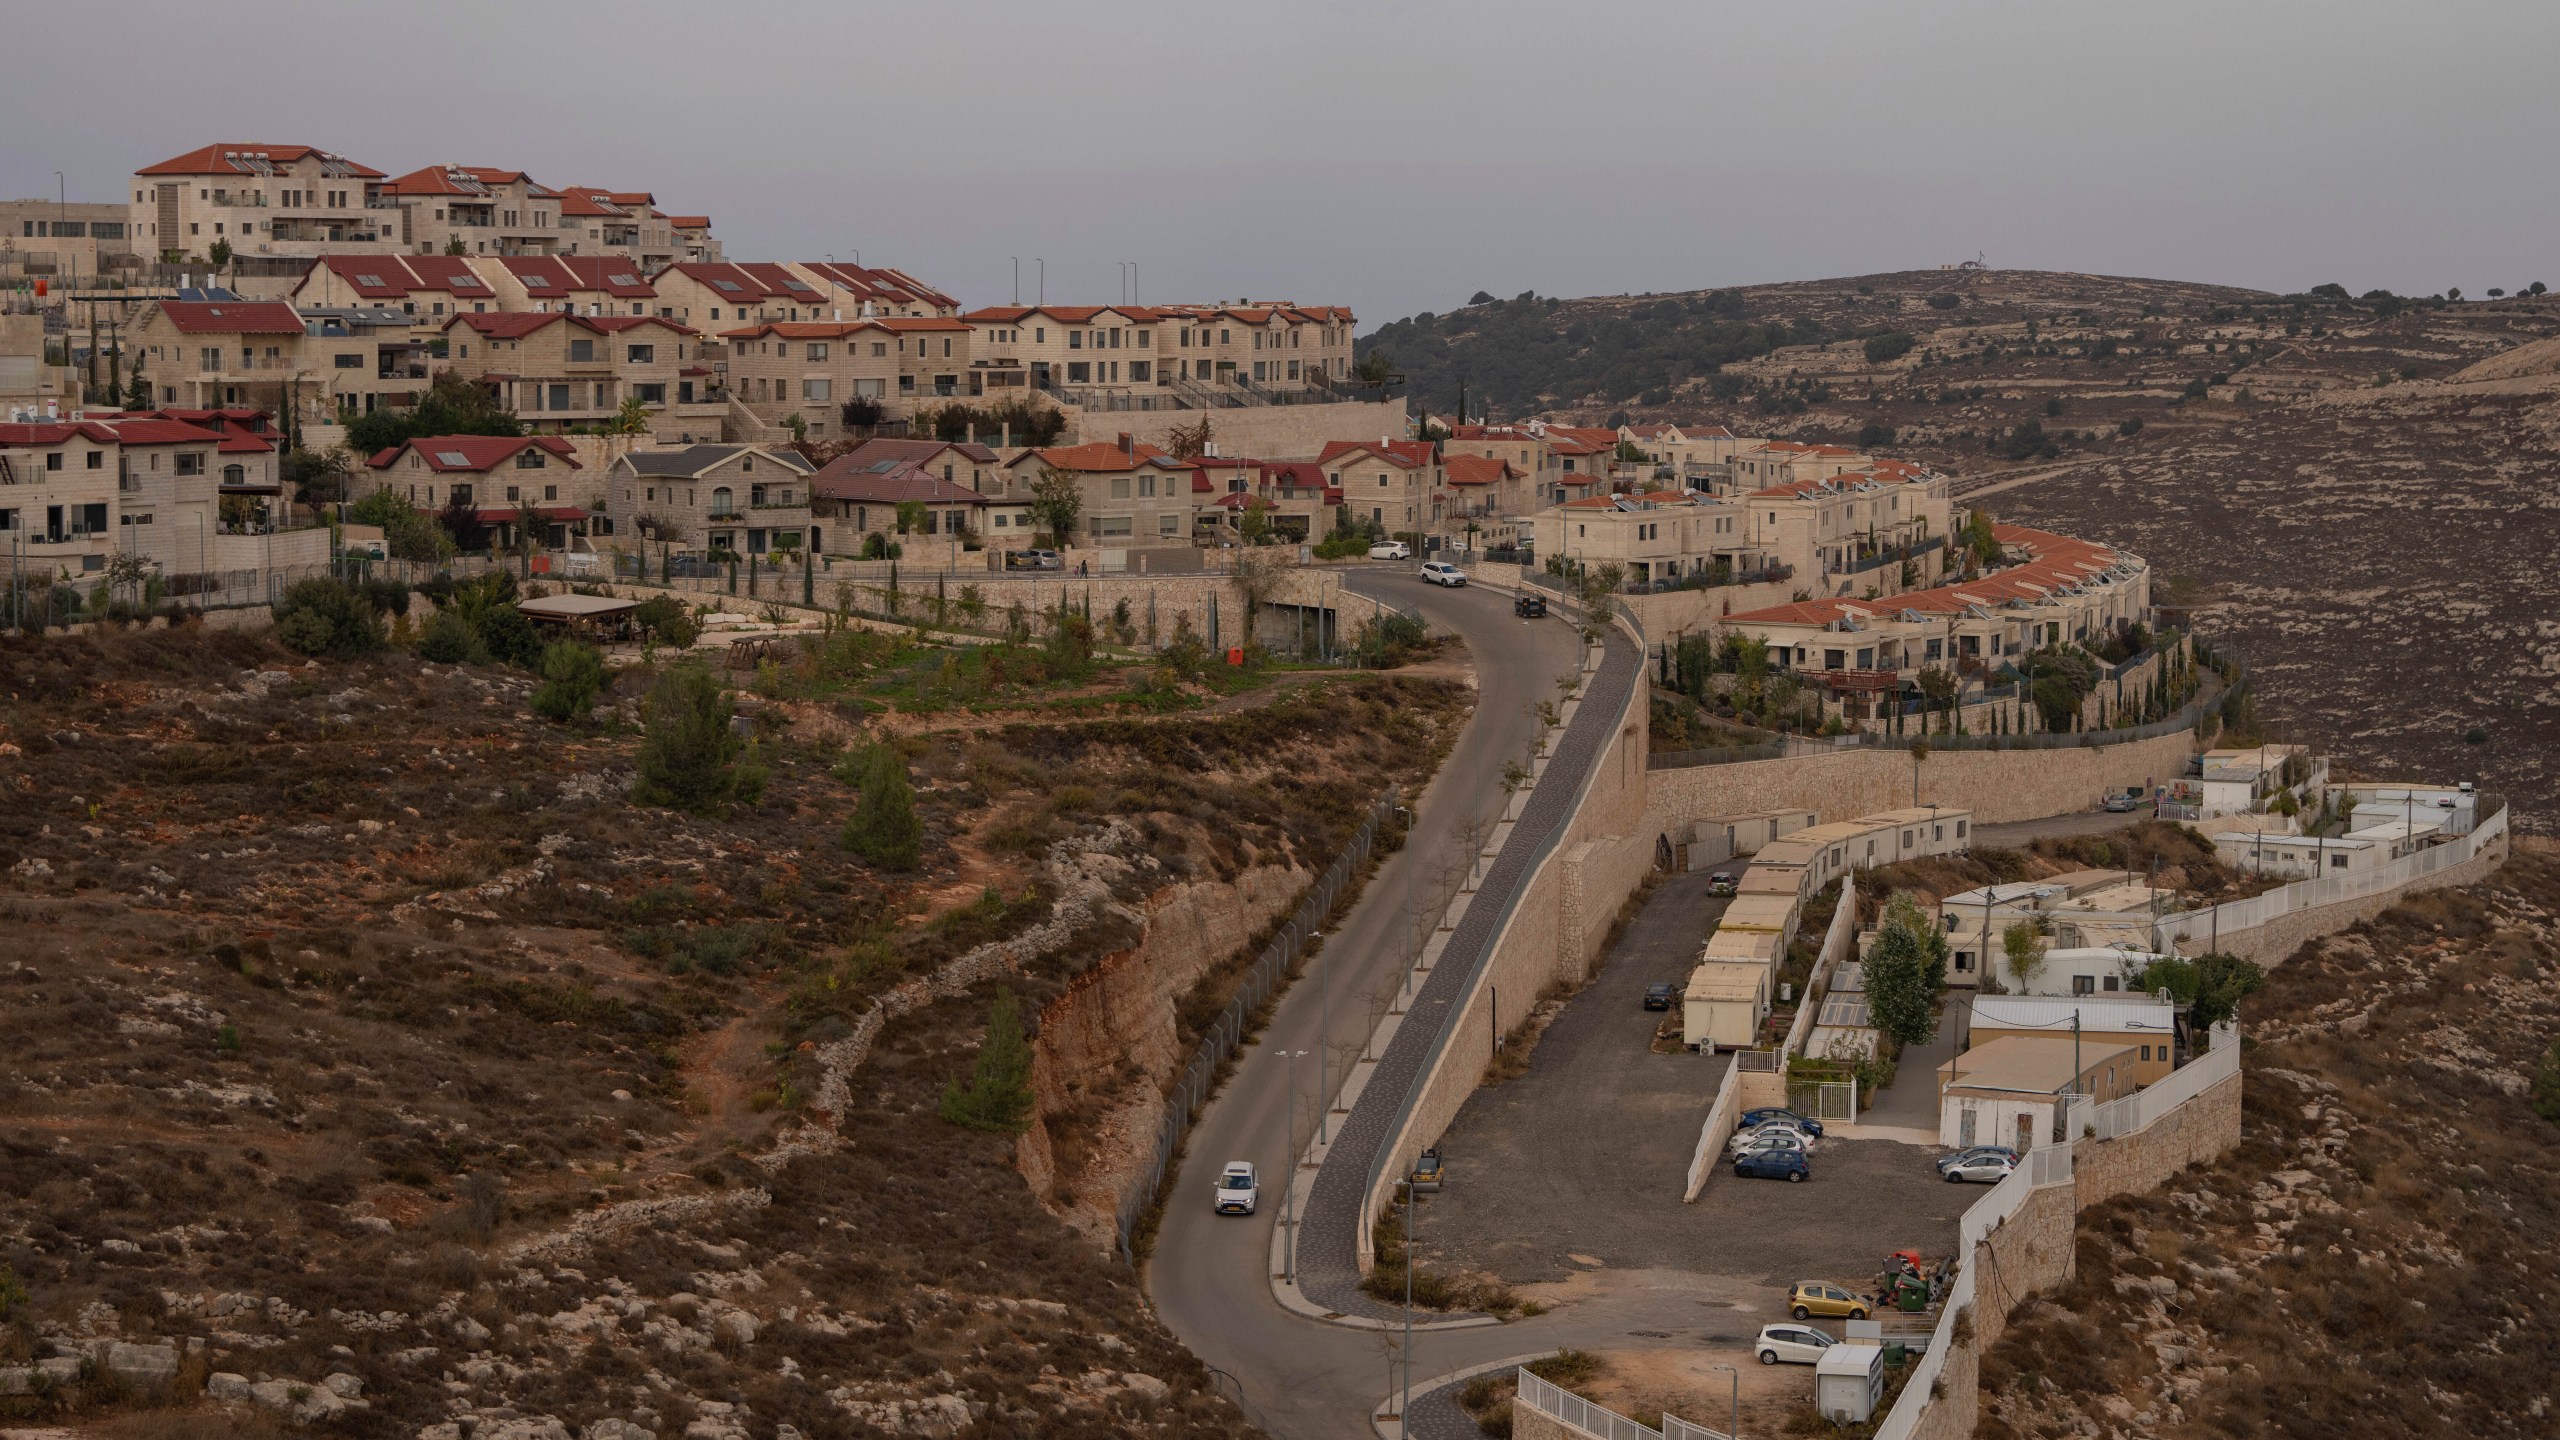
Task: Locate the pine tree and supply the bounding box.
[940,989,1035,1133]
[842,743,922,870]
[630,663,765,814]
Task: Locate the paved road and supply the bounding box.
[1147,567,1586,1439]
[1971,808,2161,849]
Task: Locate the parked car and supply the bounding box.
[1408,1147,1445,1193]
[1788,1281,1870,1321]
[1707,869,1740,897]
[1214,1161,1259,1215]
[1733,1133,1810,1164]
[1419,560,1467,587]
[1733,1149,1809,1183]
[1739,1107,1826,1139]
[1513,593,1547,618]
[1368,540,1411,560]
[2102,792,2141,813]
[1730,1124,1810,1156]
[1643,981,1679,1011]
[1755,1322,1836,1366]
[1933,1145,2019,1175]
[1005,548,1064,571]
[1943,1152,2018,1185]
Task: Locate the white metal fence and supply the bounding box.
[1516,1369,1661,1440]
[2076,1022,2238,1142]
[1662,1417,1736,1440]
[2150,802,2507,953]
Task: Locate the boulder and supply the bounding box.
[1119,1372,1171,1404]
[582,1421,658,1440]
[105,1340,182,1386]
[248,1377,346,1423]
[207,1371,254,1399]
[323,1372,365,1398]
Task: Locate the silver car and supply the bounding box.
[1755,1323,1835,1366]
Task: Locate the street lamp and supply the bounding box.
[1278,1049,1307,1282]
[1710,1361,1739,1440]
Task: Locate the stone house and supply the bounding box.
[609,444,814,560]
[439,312,719,435]
[129,143,390,260]
[1003,437,1201,546]
[1318,439,1441,537]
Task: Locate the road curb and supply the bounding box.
[1371,1350,1560,1439]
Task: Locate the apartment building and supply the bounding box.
[1440,453,1528,527]
[483,255,659,316]
[375,166,565,257]
[608,444,814,558]
[1318,439,1440,535]
[0,199,137,282]
[1003,437,1201,544]
[1160,304,1356,387]
[1726,439,1873,494]
[652,263,852,330]
[0,412,280,575]
[962,306,1165,394]
[359,435,598,547]
[1531,492,1756,583]
[1719,524,2152,688]
[124,299,368,412]
[1445,425,1564,501]
[439,312,719,433]
[555,189,687,270]
[129,144,391,260]
[721,322,899,438]
[1744,459,1954,586]
[829,439,1006,497]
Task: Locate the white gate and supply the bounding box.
[1787,1080,1858,1122]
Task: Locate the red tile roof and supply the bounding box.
[667,215,712,230]
[807,456,990,506]
[831,438,1002,468]
[498,255,655,298]
[152,301,304,336]
[960,304,1161,325]
[1317,439,1434,469]
[798,262,957,310]
[136,144,383,178]
[100,418,230,446]
[377,164,539,197]
[0,421,119,446]
[366,435,582,473]
[300,254,499,300]
[1442,454,1517,486]
[1011,441,1177,473]
[442,311,693,339]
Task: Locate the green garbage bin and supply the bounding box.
[1883,1342,1907,1369]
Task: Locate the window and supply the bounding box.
[1110,477,1130,499]
[1068,331,1083,349]
[1160,513,1181,535]
[626,343,655,364]
[505,486,521,502]
[711,485,735,516]
[334,352,362,369]
[544,485,557,501]
[802,378,831,402]
[807,342,828,360]
[514,450,546,469]
[85,451,102,470]
[2071,974,2096,996]
[175,453,205,477]
[1130,360,1150,381]
[44,452,62,471]
[1068,362,1090,383]
[545,383,570,410]
[569,338,596,362]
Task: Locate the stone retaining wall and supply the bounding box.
[1645,727,2196,831]
[2196,829,2510,964]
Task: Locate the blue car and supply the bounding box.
[1734,1149,1810,1183]
[1739,1107,1825,1139]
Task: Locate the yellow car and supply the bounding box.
[1788,1281,1871,1321]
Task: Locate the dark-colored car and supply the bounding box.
[1734,1148,1810,1183]
[1740,1107,1826,1139]
[1643,981,1679,1011]
[1707,869,1740,896]
[1004,548,1064,571]
[1514,593,1547,619]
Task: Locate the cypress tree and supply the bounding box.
[940,988,1035,1133]
[843,743,923,870]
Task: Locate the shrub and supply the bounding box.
[939,989,1035,1133]
[2534,1039,2560,1124]
[530,640,606,723]
[841,744,923,871]
[630,663,766,815]
[416,608,486,663]
[1862,331,1916,364]
[270,578,384,657]
[631,594,701,648]
[1927,293,1961,310]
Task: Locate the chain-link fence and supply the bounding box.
[1113,788,1396,1262]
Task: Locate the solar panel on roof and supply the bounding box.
[711,280,742,292]
[436,451,471,466]
[354,274,386,287]
[608,273,638,286]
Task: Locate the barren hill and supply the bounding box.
[1364,270,2560,824]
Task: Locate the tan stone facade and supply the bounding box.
[130,144,390,260]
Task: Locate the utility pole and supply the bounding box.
[1279,1049,1307,1282]
[1402,1177,1416,1426]
[1711,1362,1739,1440]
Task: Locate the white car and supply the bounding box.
[1755,1322,1835,1366]
[1368,540,1411,560]
[1419,560,1467,587]
[1214,1161,1259,1215]
[1943,1153,2017,1185]
[1730,1127,1810,1157]
[1730,1121,1814,1154]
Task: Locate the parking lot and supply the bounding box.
[1424,870,1972,1294]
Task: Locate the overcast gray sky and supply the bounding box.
[7,0,2554,326]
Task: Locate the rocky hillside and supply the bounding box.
[0,623,1462,1438]
[1978,842,2560,1440]
[1367,270,2560,825]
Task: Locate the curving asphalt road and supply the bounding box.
[1146,567,1596,1437]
